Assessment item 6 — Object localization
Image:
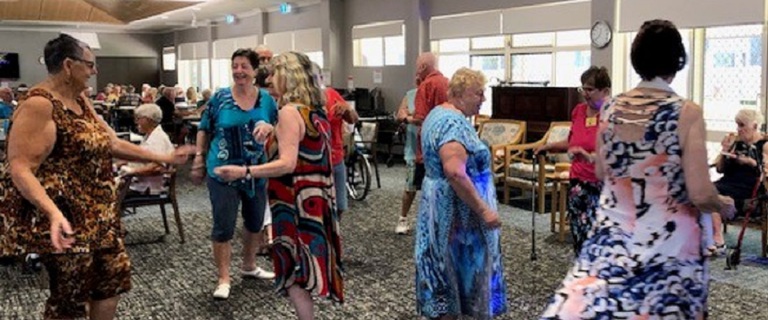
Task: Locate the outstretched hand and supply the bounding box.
[169,145,197,165]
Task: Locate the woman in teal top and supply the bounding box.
[191,49,278,300]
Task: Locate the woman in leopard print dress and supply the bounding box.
[0,34,191,319]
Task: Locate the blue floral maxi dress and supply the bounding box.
[415,107,507,319]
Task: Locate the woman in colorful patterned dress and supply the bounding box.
[535,66,611,255]
[0,34,191,319]
[416,67,507,320]
[540,20,735,319]
[215,51,342,320]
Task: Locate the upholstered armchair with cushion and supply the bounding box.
[502,121,571,213]
[477,119,526,183]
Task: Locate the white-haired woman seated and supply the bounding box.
[117,103,175,195]
[705,108,768,255]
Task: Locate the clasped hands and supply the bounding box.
[192,122,273,184]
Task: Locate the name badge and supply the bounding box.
[585,116,597,127]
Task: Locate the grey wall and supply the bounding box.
[157,32,177,86]
[590,0,616,73]
[266,4,324,33]
[428,0,563,16]
[0,30,57,87]
[213,14,264,40]
[0,30,160,88]
[344,0,420,112]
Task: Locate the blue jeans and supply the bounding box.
[207,177,266,242]
[333,162,348,212]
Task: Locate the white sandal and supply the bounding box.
[213,283,231,300]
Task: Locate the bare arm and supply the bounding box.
[7,96,62,220]
[250,105,305,177]
[680,102,727,212]
[440,141,497,226]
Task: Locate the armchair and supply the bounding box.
[502,121,571,213]
[477,119,526,184]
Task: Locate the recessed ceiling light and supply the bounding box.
[160,15,169,20]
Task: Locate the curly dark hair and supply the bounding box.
[581,66,611,89]
[631,19,687,81]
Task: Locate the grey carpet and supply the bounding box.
[2,164,768,319]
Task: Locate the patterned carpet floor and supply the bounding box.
[3,164,768,319]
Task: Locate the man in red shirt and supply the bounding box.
[410,52,449,189]
[325,87,358,217]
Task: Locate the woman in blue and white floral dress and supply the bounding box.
[541,19,735,319]
[416,67,507,320]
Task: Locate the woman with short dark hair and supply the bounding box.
[535,66,611,255]
[0,34,191,319]
[540,20,734,319]
[191,48,278,300]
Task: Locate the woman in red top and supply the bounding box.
[536,66,611,254]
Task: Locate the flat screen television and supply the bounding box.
[0,53,20,79]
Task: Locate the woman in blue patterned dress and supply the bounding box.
[416,67,507,320]
[540,19,735,319]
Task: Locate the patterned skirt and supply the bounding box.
[567,179,602,255]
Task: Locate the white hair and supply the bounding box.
[135,103,163,123]
[735,108,764,128]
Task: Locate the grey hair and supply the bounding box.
[135,103,163,123]
[735,108,764,128]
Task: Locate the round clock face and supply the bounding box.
[591,21,612,48]
[38,56,45,65]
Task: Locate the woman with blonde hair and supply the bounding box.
[215,51,341,319]
[186,87,199,105]
[416,67,507,319]
[142,87,158,104]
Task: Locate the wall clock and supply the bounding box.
[591,20,612,48]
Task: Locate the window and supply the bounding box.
[703,24,763,132]
[178,59,210,93]
[211,59,230,91]
[511,53,552,83]
[162,47,176,71]
[509,30,591,85]
[471,55,504,115]
[352,22,405,67]
[471,36,505,50]
[305,51,324,69]
[384,36,405,65]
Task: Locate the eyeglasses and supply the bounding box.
[70,57,97,69]
[578,86,598,94]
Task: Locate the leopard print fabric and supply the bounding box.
[0,88,122,256]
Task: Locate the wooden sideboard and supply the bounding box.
[491,86,581,142]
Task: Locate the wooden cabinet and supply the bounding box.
[491,86,581,142]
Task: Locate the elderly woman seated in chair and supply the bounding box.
[704,108,768,256]
[116,103,175,196]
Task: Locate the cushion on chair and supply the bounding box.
[479,122,521,147]
[507,162,556,180]
[545,126,571,163]
[504,176,555,188]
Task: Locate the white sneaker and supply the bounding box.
[213,283,230,300]
[395,217,409,234]
[241,267,275,280]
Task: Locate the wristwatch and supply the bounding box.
[244,166,253,180]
